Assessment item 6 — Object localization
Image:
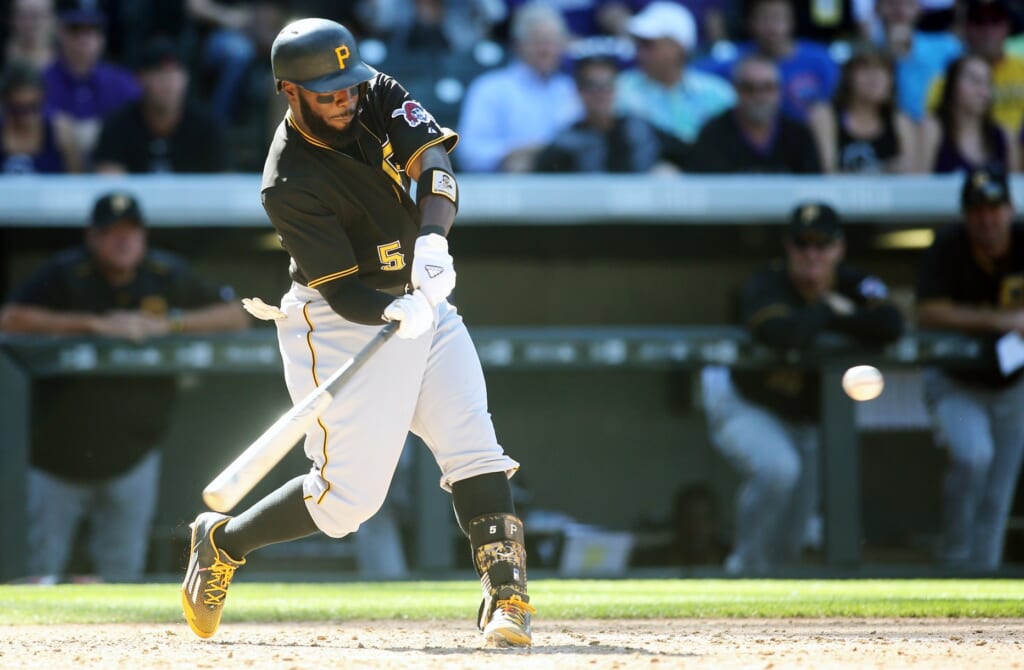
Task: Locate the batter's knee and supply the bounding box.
[302,482,388,538]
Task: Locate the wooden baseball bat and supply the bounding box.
[202,321,398,513]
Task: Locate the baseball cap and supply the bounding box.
[57,0,106,27]
[961,165,1012,209]
[628,2,697,51]
[136,37,184,71]
[787,202,843,244]
[91,192,144,228]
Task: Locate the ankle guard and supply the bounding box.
[467,513,529,630]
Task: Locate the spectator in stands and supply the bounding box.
[369,0,504,54]
[688,54,821,173]
[616,2,734,144]
[532,54,668,172]
[457,2,582,172]
[701,202,904,575]
[1,60,82,173]
[93,37,228,173]
[5,0,57,70]
[186,0,289,125]
[695,0,838,122]
[916,166,1024,572]
[871,0,960,122]
[926,0,1024,142]
[42,0,141,165]
[807,47,917,173]
[921,54,1019,174]
[0,191,249,583]
[791,0,866,43]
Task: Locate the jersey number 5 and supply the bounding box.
[377,241,405,271]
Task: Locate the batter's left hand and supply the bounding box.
[411,233,456,306]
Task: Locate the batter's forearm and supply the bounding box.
[409,145,457,237]
[317,276,396,325]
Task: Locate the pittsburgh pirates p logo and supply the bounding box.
[335,45,350,70]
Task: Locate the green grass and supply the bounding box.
[1,580,1023,625]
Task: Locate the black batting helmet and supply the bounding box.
[271,18,376,93]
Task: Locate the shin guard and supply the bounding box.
[467,513,529,630]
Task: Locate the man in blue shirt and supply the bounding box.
[694,0,838,122]
[457,3,582,172]
[872,0,960,122]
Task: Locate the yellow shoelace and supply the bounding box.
[495,595,537,623]
[203,559,239,606]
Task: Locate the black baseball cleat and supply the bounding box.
[482,590,535,647]
[180,512,245,639]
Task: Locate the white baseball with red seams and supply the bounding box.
[842,365,885,402]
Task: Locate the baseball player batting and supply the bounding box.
[180,18,533,647]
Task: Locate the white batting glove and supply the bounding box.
[241,297,287,321]
[411,233,456,306]
[382,289,434,339]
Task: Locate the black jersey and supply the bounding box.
[260,73,457,298]
[731,262,903,421]
[917,224,1024,388]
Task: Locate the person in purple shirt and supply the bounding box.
[0,60,82,173]
[42,0,141,164]
[694,0,838,122]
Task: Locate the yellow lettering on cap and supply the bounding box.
[335,45,350,70]
[800,204,819,224]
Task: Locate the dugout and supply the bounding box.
[2,174,1023,579]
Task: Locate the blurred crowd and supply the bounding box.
[0,0,1022,174]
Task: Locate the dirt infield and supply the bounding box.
[1,619,1022,668]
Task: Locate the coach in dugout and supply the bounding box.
[916,165,1024,572]
[0,192,248,583]
[701,202,904,575]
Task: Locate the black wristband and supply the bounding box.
[416,167,459,212]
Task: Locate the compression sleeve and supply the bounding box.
[315,274,394,325]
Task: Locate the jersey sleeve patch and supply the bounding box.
[391,100,436,129]
[431,170,457,202]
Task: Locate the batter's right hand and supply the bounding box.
[383,289,434,339]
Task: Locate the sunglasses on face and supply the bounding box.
[4,100,41,116]
[791,237,837,250]
[313,86,359,104]
[578,79,615,92]
[737,80,779,94]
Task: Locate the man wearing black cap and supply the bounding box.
[917,166,1024,571]
[42,0,141,163]
[701,202,904,574]
[93,37,227,173]
[0,191,248,583]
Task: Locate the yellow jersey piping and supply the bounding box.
[308,266,359,288]
[302,301,332,505]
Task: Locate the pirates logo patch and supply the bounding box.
[391,100,434,127]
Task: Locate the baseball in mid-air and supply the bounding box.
[842,365,885,401]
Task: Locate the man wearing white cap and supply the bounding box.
[616,1,734,144]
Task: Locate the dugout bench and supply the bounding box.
[0,327,984,582]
